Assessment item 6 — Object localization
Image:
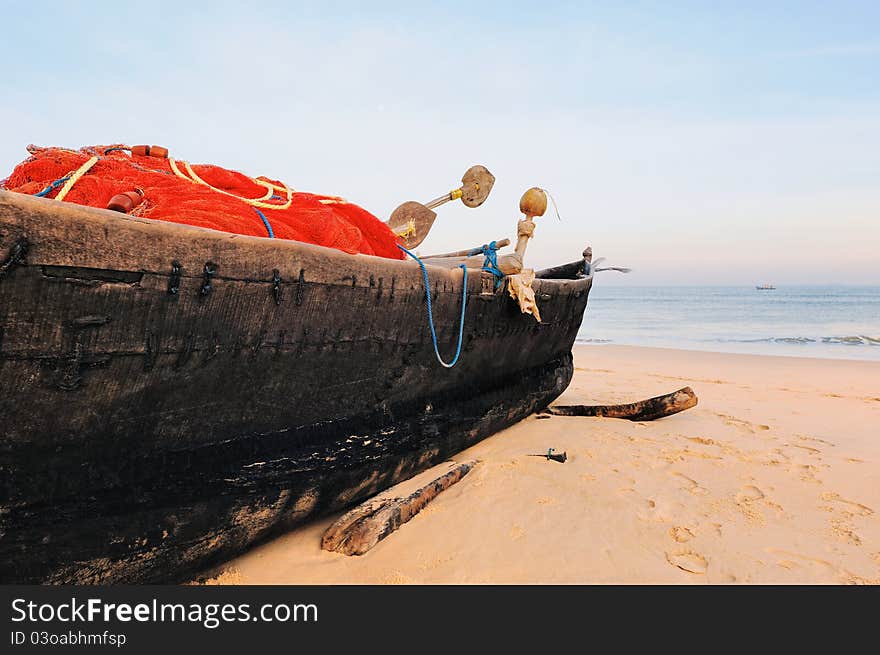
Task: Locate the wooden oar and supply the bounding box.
[421,238,510,259]
[387,164,495,249]
[415,188,548,275]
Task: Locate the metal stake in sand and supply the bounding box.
[527,447,567,463]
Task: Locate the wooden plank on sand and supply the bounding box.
[548,386,698,421]
[322,460,477,556]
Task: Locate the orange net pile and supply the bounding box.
[0,144,404,259]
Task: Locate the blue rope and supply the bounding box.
[397,244,468,368]
[33,175,71,198]
[252,208,275,238]
[468,240,504,289]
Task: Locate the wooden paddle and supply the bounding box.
[387,164,495,248]
[420,238,510,259]
[413,188,549,275]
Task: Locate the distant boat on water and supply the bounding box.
[756,283,776,290]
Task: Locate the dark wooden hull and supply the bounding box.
[0,191,592,584]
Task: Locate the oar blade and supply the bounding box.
[387,201,437,248]
[460,165,495,208]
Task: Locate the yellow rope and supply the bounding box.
[171,158,293,207]
[168,156,188,182]
[396,219,417,238]
[168,157,274,202]
[169,158,293,210]
[55,156,99,202]
[241,179,275,201]
[255,177,292,194]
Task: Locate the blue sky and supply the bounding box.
[1,1,878,283]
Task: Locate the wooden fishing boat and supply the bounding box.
[0,188,593,584]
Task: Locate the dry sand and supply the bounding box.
[208,345,880,584]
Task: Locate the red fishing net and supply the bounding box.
[0,144,405,260]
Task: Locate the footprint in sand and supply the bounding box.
[734,486,769,524]
[714,413,768,435]
[820,492,874,516]
[770,447,791,461]
[666,550,708,574]
[798,435,835,447]
[785,443,822,456]
[830,517,862,546]
[765,548,837,574]
[686,436,718,446]
[509,524,525,541]
[670,472,709,496]
[794,464,822,485]
[736,485,765,504]
[670,526,695,543]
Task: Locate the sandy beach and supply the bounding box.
[207,345,880,584]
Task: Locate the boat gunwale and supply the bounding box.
[0,190,593,289]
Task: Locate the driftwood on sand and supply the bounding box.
[322,460,477,556]
[548,386,698,421]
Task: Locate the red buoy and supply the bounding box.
[107,190,145,213]
[130,145,169,158]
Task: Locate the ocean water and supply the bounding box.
[577,285,880,361]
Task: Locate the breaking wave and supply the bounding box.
[714,335,880,347]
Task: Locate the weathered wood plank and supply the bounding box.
[548,387,698,421]
[321,460,476,556]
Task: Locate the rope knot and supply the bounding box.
[479,240,504,289]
